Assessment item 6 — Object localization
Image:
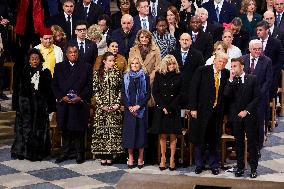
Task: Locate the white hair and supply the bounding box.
[195,7,208,16]
[249,39,262,49]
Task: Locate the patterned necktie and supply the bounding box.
[213,71,219,108]
[216,5,220,22]
[79,41,84,54]
[152,3,156,17]
[181,52,187,65]
[250,58,255,74]
[276,14,281,27]
[142,19,147,29]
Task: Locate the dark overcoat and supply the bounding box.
[188,65,229,145]
[52,60,92,131]
[122,74,151,149]
[151,71,183,134]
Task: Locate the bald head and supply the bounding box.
[263,10,275,27]
[179,33,192,51]
[121,14,134,33]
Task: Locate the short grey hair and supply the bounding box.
[195,8,208,16]
[249,39,262,50]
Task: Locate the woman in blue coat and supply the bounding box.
[122,56,151,169]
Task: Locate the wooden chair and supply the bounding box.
[280,71,284,116]
[157,109,192,166]
[220,117,247,169]
[49,113,62,154]
[3,61,14,94]
[269,98,276,130]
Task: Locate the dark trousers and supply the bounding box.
[233,119,258,170]
[194,109,219,169]
[61,129,85,157]
[257,98,269,150]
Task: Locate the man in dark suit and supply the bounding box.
[170,32,204,107]
[242,39,272,151]
[52,44,92,164]
[149,0,171,18]
[195,7,223,43]
[73,0,103,26]
[133,0,156,32]
[188,15,213,60]
[202,0,237,25]
[189,52,230,175]
[256,20,284,101]
[93,0,111,15]
[49,0,76,40]
[274,0,284,31]
[111,14,137,59]
[264,10,284,47]
[67,20,98,66]
[224,57,260,178]
[97,14,112,42]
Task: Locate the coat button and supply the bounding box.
[171,95,173,96]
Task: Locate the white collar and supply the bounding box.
[83,3,90,8]
[181,49,189,53]
[270,25,274,34]
[77,39,85,44]
[64,12,72,20]
[69,61,75,66]
[214,0,224,9]
[192,31,199,35]
[250,54,259,62]
[261,36,269,42]
[139,15,148,21]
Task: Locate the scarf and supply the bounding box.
[124,69,147,118]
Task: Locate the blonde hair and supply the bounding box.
[214,51,229,61]
[134,29,155,48]
[51,25,67,40]
[126,56,147,73]
[159,55,180,74]
[214,41,228,53]
[87,24,103,41]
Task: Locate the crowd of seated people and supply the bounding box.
[1,0,284,179]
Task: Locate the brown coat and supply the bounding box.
[94,53,127,73]
[128,44,161,107]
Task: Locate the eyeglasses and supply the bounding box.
[252,48,262,51]
[76,28,87,32]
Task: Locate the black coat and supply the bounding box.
[170,47,204,107]
[189,29,213,60]
[271,26,284,47]
[73,1,103,26]
[188,65,230,144]
[52,60,92,131]
[224,74,259,122]
[49,12,77,39]
[151,71,183,134]
[66,38,98,66]
[11,64,53,160]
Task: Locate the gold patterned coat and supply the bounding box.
[91,68,124,155]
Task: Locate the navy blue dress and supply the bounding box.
[122,74,151,149]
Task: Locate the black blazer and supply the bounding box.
[188,65,230,144]
[224,74,259,122]
[73,1,103,26]
[275,12,284,32]
[189,29,213,60]
[49,12,76,39]
[66,39,98,66]
[133,15,156,32]
[150,0,171,17]
[272,26,284,47]
[170,47,204,106]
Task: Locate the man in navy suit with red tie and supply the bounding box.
[241,39,272,152]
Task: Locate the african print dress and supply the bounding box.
[91,68,124,155]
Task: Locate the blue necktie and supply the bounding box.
[152,3,156,17]
[142,19,147,29]
[79,42,84,54]
[181,52,187,65]
[216,5,220,22]
[276,14,281,27]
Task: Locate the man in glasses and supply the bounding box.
[67,20,98,66]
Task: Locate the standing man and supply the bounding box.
[170,32,204,107]
[202,0,237,25]
[73,0,103,26]
[274,0,284,31]
[188,15,213,61]
[133,0,156,32]
[189,52,230,175]
[111,14,137,59]
[263,10,284,47]
[67,20,98,66]
[50,0,76,40]
[224,58,260,178]
[242,39,272,152]
[53,44,92,164]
